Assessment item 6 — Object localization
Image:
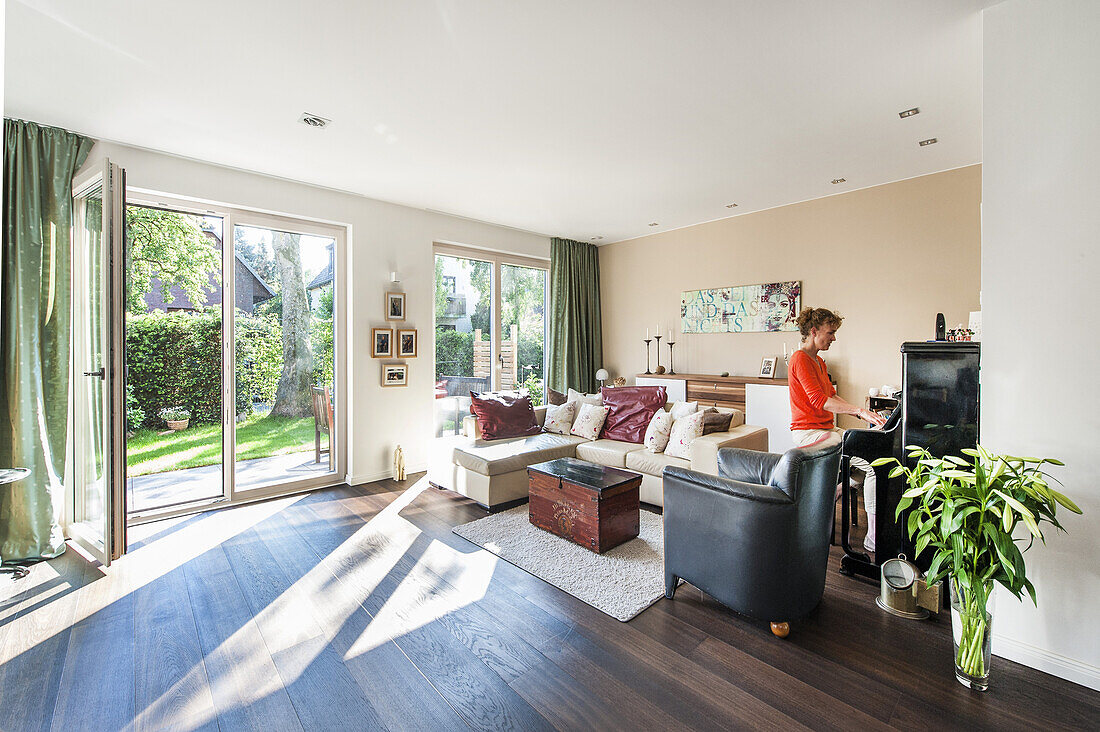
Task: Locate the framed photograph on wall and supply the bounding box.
[759,356,778,379]
[371,327,393,358]
[397,328,418,358]
[382,363,408,387]
[385,292,406,321]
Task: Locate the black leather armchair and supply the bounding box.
[662,441,842,637]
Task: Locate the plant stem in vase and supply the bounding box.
[951,578,994,691]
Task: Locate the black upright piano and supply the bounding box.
[840,341,981,579]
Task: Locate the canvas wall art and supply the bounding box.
[680,281,801,333]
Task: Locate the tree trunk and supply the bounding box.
[270,231,314,417]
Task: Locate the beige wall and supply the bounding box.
[599,165,981,428]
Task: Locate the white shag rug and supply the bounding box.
[453,505,673,622]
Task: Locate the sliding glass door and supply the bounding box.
[232,222,337,493]
[121,196,345,520]
[433,246,548,437]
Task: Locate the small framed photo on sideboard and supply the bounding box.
[759,356,777,379]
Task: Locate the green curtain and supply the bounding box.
[547,237,603,394]
[1,119,93,562]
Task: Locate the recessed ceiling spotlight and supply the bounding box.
[899,107,920,119]
[919,137,938,147]
[299,112,331,128]
[590,236,604,241]
[725,203,738,208]
[648,222,659,227]
[831,178,846,185]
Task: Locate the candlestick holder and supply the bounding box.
[644,339,653,374]
[654,335,662,371]
[667,341,676,375]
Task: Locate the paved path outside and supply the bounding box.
[127,450,331,513]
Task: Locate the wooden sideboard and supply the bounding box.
[635,373,788,412]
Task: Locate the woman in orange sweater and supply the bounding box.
[788,307,885,551]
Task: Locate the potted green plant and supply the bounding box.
[158,406,191,431]
[873,444,1080,691]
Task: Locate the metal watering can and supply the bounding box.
[877,554,941,620]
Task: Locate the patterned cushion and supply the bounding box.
[665,410,705,460]
[643,410,674,453]
[543,401,576,435]
[668,401,699,420]
[570,402,610,440]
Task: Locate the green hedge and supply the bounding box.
[127,312,223,426]
[435,328,474,380]
[127,310,334,427]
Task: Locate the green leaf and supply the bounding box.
[903,485,926,499]
[915,533,931,556]
[870,457,895,467]
[994,489,1036,520]
[888,466,906,479]
[1050,489,1083,514]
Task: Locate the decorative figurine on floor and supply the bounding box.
[393,444,406,481]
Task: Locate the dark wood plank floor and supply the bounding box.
[2,474,1098,731]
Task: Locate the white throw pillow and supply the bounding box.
[668,400,699,420]
[643,410,674,453]
[543,401,577,435]
[665,411,705,460]
[567,388,603,406]
[570,402,610,440]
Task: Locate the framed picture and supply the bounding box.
[385,292,406,321]
[759,356,778,379]
[397,328,418,358]
[382,363,407,387]
[371,327,392,358]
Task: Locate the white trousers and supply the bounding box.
[790,428,876,552]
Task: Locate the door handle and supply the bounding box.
[84,368,105,379]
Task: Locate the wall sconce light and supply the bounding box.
[390,271,400,283]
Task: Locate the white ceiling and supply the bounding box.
[5,1,991,243]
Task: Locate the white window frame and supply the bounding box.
[124,189,349,524]
[432,242,549,397]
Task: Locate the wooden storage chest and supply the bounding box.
[527,457,641,554]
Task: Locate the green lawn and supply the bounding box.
[126,414,317,476]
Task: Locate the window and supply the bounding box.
[432,244,548,437]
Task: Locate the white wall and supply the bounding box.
[76,142,549,484]
[983,0,1100,690]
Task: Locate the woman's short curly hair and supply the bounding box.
[796,307,843,339]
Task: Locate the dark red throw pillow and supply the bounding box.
[600,385,667,443]
[469,391,541,441]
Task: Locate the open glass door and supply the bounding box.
[71,159,127,564]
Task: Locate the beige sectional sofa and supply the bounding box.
[428,404,768,510]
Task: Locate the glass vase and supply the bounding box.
[950,578,994,691]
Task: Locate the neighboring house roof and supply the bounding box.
[307,259,333,290]
[237,254,276,299]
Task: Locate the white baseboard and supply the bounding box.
[347,464,427,487]
[994,635,1100,691]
